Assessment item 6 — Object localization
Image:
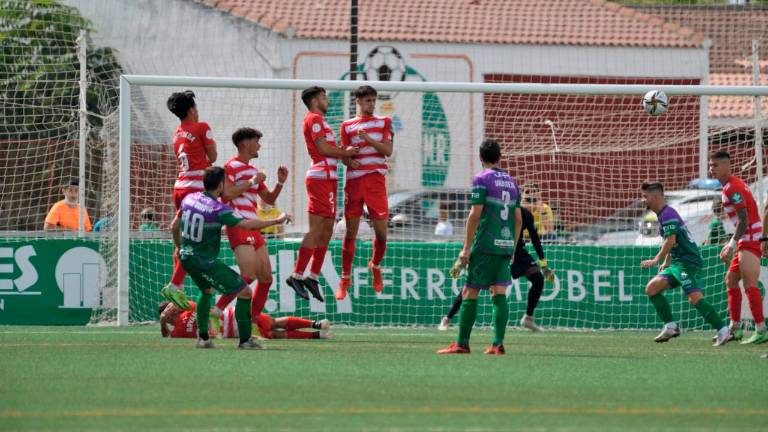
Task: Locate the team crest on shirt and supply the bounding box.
[312,123,321,133]
[731,192,743,204]
[501,227,511,239]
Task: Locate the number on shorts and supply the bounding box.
[181,209,205,242]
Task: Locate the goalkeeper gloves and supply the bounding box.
[539,259,555,283]
[449,258,467,279]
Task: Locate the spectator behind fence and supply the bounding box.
[703,200,731,246]
[139,207,158,231]
[257,198,284,240]
[523,183,555,242]
[434,201,454,236]
[44,178,92,232]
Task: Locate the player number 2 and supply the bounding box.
[500,190,511,221]
[181,210,204,242]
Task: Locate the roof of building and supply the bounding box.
[194,0,705,48]
[708,73,768,119]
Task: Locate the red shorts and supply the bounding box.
[306,178,337,219]
[728,241,762,274]
[344,173,388,220]
[173,187,200,210]
[254,314,272,338]
[226,226,266,251]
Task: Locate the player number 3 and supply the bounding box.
[500,190,511,221]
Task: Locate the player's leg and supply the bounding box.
[303,214,333,302]
[645,269,679,342]
[178,255,214,347]
[513,250,543,331]
[724,266,745,341]
[485,256,510,354]
[737,248,767,344]
[365,174,389,293]
[439,293,463,331]
[203,258,260,349]
[250,243,273,316]
[338,210,361,300]
[161,189,191,309]
[685,284,730,347]
[288,179,328,294]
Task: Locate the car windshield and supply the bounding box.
[388,191,419,209]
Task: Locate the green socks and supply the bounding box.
[492,294,509,346]
[235,297,252,343]
[196,292,212,340]
[649,293,674,324]
[456,298,478,347]
[693,299,724,331]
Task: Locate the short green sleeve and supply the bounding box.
[660,219,680,238]
[218,210,243,227]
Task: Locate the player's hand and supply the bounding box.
[358,130,374,144]
[276,165,288,183]
[458,248,470,267]
[343,146,359,157]
[640,258,658,269]
[277,213,293,224]
[448,258,466,279]
[719,245,733,264]
[251,171,267,185]
[541,266,555,283]
[346,159,361,168]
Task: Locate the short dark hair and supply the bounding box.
[158,301,170,318]
[641,181,664,194]
[141,208,155,221]
[203,166,226,191]
[63,178,79,188]
[479,139,501,164]
[167,90,196,120]
[710,150,731,161]
[301,86,325,109]
[232,127,263,148]
[354,85,377,99]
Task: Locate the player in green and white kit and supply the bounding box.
[639,182,730,347]
[437,140,522,355]
[174,166,291,349]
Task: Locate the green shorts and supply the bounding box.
[179,254,247,295]
[465,252,512,290]
[656,262,702,294]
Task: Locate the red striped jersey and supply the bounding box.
[340,115,392,180]
[220,306,272,339]
[223,156,266,220]
[169,301,217,339]
[721,176,762,243]
[172,121,215,190]
[303,112,338,180]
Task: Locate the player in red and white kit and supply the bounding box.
[216,127,287,319]
[159,301,332,340]
[709,151,767,344]
[285,87,358,302]
[161,91,218,310]
[336,85,393,300]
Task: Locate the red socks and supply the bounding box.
[745,286,765,325]
[251,281,272,317]
[215,293,237,311]
[341,237,355,277]
[310,245,328,276]
[284,316,313,330]
[294,246,314,275]
[728,288,742,323]
[372,238,386,266]
[170,250,186,286]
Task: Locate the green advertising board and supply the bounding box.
[3,237,759,330]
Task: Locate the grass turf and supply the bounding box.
[1,326,766,432]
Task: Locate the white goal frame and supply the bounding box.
[117,75,768,325]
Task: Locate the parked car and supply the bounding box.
[387,188,472,241]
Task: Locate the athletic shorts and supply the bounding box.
[657,262,702,295]
[173,187,200,210]
[465,252,512,290]
[344,173,388,220]
[728,241,762,274]
[306,178,337,219]
[253,314,272,338]
[179,254,248,295]
[226,226,266,251]
[510,249,538,280]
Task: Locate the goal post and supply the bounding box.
[114,75,768,328]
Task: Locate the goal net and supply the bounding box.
[103,76,768,329]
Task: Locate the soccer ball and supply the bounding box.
[642,90,669,116]
[363,46,407,82]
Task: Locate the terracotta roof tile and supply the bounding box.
[192,0,703,48]
[709,73,768,119]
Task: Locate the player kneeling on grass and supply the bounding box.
[437,139,522,355]
[174,166,291,349]
[159,301,333,340]
[639,181,731,347]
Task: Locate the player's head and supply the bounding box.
[708,150,731,181]
[479,139,501,166]
[301,86,328,113]
[232,127,263,158]
[141,207,155,222]
[61,178,79,204]
[158,301,171,318]
[167,90,197,121]
[203,166,226,196]
[641,181,665,212]
[523,183,540,206]
[354,85,378,116]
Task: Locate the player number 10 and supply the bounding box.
[181,209,205,242]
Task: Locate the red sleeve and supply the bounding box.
[224,162,236,185]
[257,182,267,192]
[382,117,392,141]
[340,121,349,147]
[199,122,215,147]
[307,115,324,142]
[726,184,747,209]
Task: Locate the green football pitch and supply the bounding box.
[1,326,766,431]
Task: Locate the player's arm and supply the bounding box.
[721,207,747,263]
[159,304,179,337]
[257,166,288,205]
[221,171,267,201]
[201,123,217,162]
[219,209,292,231]
[358,130,393,156]
[524,209,546,260]
[460,204,482,265]
[641,234,676,268]
[315,135,358,158]
[43,204,60,231]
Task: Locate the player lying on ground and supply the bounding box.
[336,85,393,300]
[437,139,522,355]
[440,205,555,332]
[161,90,218,310]
[639,181,731,347]
[709,151,767,345]
[286,86,359,303]
[174,166,291,349]
[159,301,333,340]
